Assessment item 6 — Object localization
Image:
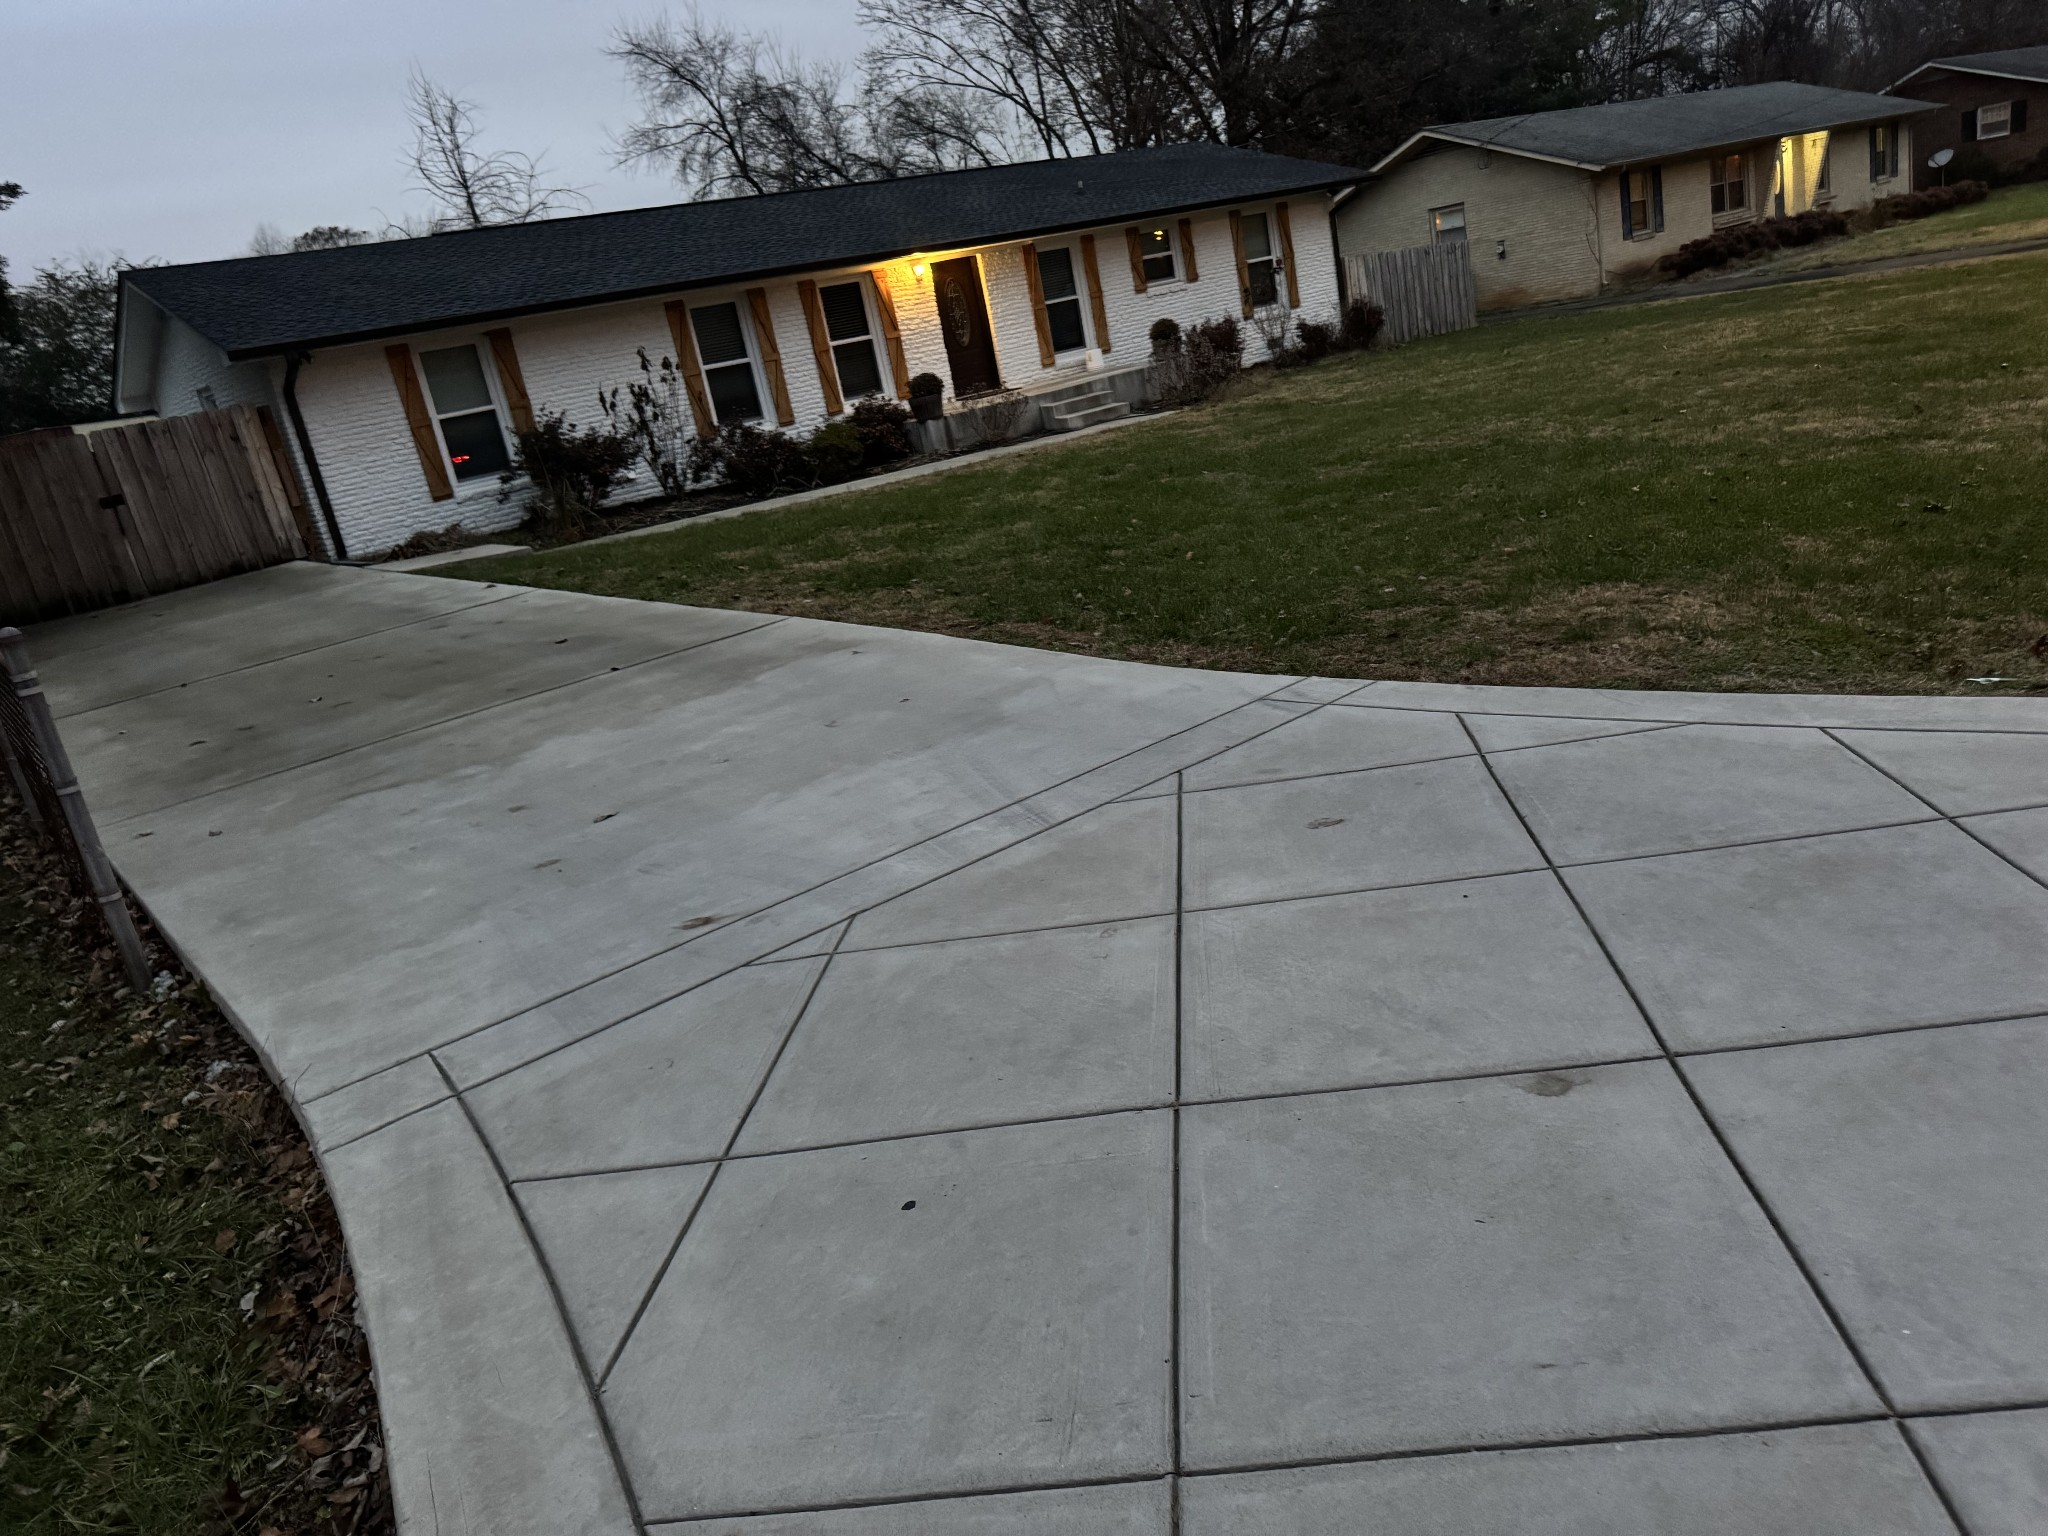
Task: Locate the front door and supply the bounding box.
[931,256,1002,397]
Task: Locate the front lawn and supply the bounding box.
[455,251,2048,695]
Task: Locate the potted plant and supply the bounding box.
[908,372,945,422]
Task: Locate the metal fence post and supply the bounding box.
[0,627,153,990]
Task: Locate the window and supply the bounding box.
[818,281,884,400]
[1710,153,1748,215]
[1869,123,1899,181]
[418,344,510,482]
[1137,227,1177,283]
[1627,176,1651,236]
[1035,246,1089,353]
[1978,100,2013,140]
[1430,204,1468,244]
[1240,211,1280,306]
[690,302,764,424]
[1816,139,1832,195]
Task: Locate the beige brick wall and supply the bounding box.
[1334,146,1602,309]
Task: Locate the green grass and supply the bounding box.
[457,251,2048,694]
[1755,180,2048,274]
[0,827,327,1532]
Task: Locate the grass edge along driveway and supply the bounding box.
[456,250,2048,696]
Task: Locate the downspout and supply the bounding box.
[281,351,349,560]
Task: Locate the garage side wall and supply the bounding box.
[1336,148,1601,309]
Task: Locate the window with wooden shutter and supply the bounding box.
[416,344,510,483]
[1034,246,1088,354]
[385,344,454,501]
[1079,233,1111,351]
[1177,218,1199,282]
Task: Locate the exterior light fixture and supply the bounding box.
[911,261,929,280]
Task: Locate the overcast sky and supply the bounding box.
[3,0,870,274]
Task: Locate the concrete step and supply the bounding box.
[1031,376,1117,408]
[1046,398,1132,432]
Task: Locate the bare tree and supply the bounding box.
[611,9,1010,196]
[404,69,587,230]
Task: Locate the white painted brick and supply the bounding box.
[146,194,1346,558]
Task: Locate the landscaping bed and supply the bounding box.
[448,251,2048,696]
[0,799,391,1536]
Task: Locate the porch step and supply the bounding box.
[1041,387,1131,433]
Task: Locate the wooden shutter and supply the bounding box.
[384,344,454,502]
[867,270,911,399]
[482,328,535,435]
[1274,201,1301,308]
[2014,99,2029,132]
[1961,108,1978,142]
[797,280,844,416]
[1080,233,1111,351]
[1178,218,1199,282]
[1020,241,1055,367]
[1619,171,1634,239]
[1228,210,1253,319]
[1124,227,1148,293]
[663,300,717,440]
[746,287,795,426]
[1650,166,1664,233]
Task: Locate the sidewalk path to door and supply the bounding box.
[30,562,2048,1535]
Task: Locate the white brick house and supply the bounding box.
[112,145,1357,559]
[1336,83,1934,310]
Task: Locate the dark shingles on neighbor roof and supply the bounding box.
[1379,81,1935,173]
[1897,44,2048,87]
[124,143,1360,360]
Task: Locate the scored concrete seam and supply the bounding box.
[1451,712,1978,1535]
[434,1054,655,1535]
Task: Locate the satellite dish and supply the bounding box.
[1929,148,1955,168]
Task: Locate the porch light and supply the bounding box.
[911,261,929,280]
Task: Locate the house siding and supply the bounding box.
[154,311,280,418]
[1904,71,2048,186]
[218,196,1344,557]
[1334,147,1603,310]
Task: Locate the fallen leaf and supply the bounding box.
[214,1229,238,1252]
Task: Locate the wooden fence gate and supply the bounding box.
[1343,243,1480,347]
[0,406,320,625]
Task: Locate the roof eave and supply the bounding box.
[196,176,1361,361]
[1371,130,1605,174]
[1891,61,2048,91]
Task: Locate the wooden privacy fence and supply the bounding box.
[0,405,318,625]
[1344,243,1479,347]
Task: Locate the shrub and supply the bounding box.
[803,420,865,484]
[1340,299,1385,350]
[686,421,807,498]
[1869,179,1989,226]
[599,347,690,498]
[1293,318,1337,363]
[846,396,914,467]
[908,372,945,400]
[1657,207,1851,278]
[1150,316,1244,406]
[1149,316,1182,352]
[501,407,639,539]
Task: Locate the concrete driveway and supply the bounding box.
[31,563,2048,1535]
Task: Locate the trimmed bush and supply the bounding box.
[804,420,865,485]
[1340,299,1385,350]
[502,408,638,539]
[1658,208,1851,277]
[1150,316,1182,351]
[846,396,914,467]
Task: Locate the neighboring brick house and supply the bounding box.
[1335,83,1932,310]
[111,145,1358,558]
[1891,45,2048,188]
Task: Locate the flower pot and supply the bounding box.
[911,392,944,423]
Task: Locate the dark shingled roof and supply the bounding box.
[1375,81,1934,174]
[124,143,1360,359]
[1896,44,2048,88]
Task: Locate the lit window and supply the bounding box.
[1138,227,1177,282]
[1710,154,1748,215]
[1430,204,1468,244]
[690,302,764,424]
[418,344,510,482]
[1978,100,2012,140]
[1036,246,1089,353]
[818,281,885,401]
[1240,211,1281,305]
[1817,140,1832,194]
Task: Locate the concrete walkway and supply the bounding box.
[30,563,2048,1535]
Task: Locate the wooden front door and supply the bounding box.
[931,256,1002,397]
